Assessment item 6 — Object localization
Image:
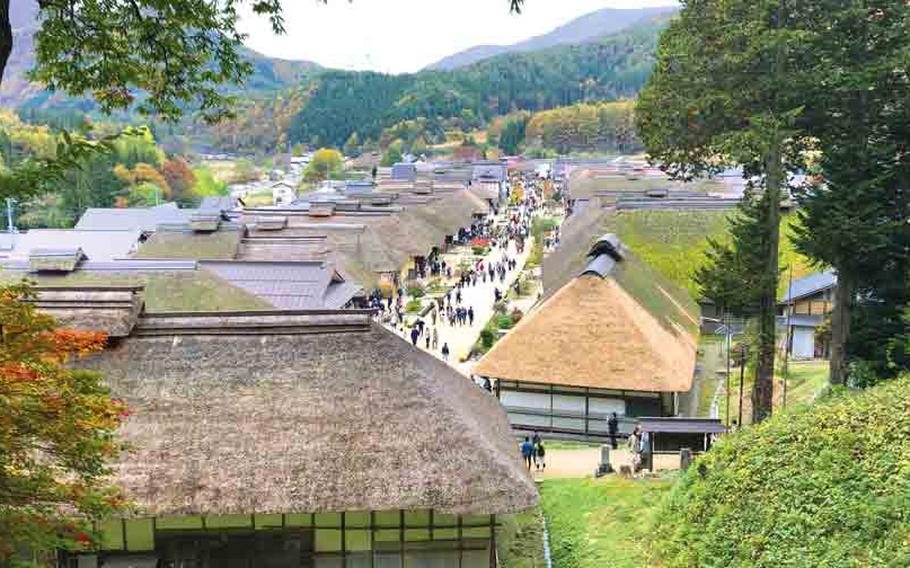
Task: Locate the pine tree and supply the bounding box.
[637,0,805,422]
[792,0,910,385]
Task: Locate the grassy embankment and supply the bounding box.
[1,270,271,312]
[498,476,675,568]
[609,209,815,299]
[718,359,830,427]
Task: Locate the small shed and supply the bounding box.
[28,247,87,272]
[188,212,222,232]
[308,202,336,217]
[638,417,727,471]
[254,216,288,231]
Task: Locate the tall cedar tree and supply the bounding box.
[0,282,128,561]
[637,0,808,423]
[793,1,910,385]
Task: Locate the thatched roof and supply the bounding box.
[79,312,536,516]
[30,285,145,337]
[474,241,697,393]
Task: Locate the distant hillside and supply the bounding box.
[0,0,321,110]
[290,20,666,148]
[426,6,678,71]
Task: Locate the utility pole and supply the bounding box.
[738,343,746,427]
[783,264,794,409]
[725,312,732,426]
[5,198,18,233]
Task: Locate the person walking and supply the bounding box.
[432,328,438,350]
[468,306,475,326]
[608,412,619,450]
[520,437,534,471]
[441,342,450,361]
[535,441,546,472]
[629,426,642,473]
[410,327,419,346]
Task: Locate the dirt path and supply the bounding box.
[527,446,683,480]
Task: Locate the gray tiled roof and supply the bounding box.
[782,271,836,303]
[75,203,195,232]
[200,260,362,310]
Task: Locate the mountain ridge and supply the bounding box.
[425,6,678,71]
[0,1,322,109]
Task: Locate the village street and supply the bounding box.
[381,190,545,376]
[436,237,531,374]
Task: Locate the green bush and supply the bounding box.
[472,245,489,256]
[405,299,422,313]
[651,377,910,567]
[495,314,514,330]
[407,284,425,298]
[480,326,496,349]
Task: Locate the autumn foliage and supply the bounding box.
[0,282,127,562]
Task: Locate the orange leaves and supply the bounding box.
[46,329,108,360]
[1,281,127,554]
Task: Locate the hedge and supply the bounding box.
[651,377,910,567]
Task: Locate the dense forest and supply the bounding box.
[0,112,228,229]
[286,21,662,149]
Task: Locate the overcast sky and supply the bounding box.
[238,0,678,74]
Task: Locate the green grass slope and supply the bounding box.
[652,377,910,567]
[542,477,674,568]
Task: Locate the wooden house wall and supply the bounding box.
[497,380,673,439]
[67,511,497,568]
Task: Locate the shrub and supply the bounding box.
[494,314,514,330]
[511,308,524,324]
[480,326,496,349]
[405,299,422,313]
[407,284,425,298]
[472,245,489,256]
[650,377,910,567]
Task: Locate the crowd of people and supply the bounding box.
[366,174,553,367]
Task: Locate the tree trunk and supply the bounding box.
[829,271,852,385]
[0,0,10,88]
[753,144,782,424]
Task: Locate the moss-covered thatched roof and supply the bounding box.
[78,312,537,516]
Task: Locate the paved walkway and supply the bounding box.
[381,206,533,375]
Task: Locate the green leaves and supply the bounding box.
[651,377,910,567]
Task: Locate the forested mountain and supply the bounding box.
[288,20,664,148]
[426,6,677,71]
[0,1,321,110]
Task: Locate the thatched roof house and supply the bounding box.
[64,308,534,566]
[474,235,698,440]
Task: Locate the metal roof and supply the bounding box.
[581,253,616,278]
[199,196,234,212]
[782,271,836,303]
[0,233,14,251]
[638,417,727,434]
[0,229,141,261]
[200,261,362,310]
[472,164,506,182]
[75,203,195,232]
